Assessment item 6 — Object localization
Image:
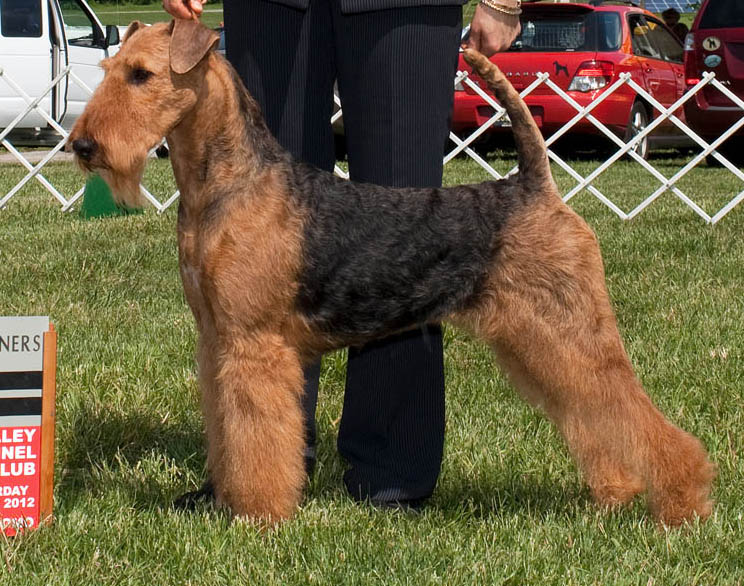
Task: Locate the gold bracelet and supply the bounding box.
[479,0,522,16]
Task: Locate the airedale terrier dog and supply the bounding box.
[69,19,715,525]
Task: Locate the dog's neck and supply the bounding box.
[167,55,287,218]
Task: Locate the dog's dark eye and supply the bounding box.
[129,68,153,85]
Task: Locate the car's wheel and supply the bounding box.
[624,101,649,160]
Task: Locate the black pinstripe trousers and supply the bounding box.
[225,0,462,503]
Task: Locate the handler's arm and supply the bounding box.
[465,0,529,56]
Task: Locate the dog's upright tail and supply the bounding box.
[462,48,551,188]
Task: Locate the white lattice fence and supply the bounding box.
[448,69,744,224]
[1,65,743,223]
[0,65,171,212]
[0,66,85,209]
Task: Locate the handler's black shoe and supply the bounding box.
[174,450,316,512]
[343,470,429,512]
[173,480,215,511]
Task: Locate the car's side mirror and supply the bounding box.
[102,24,120,48]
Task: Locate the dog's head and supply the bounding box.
[68,20,219,208]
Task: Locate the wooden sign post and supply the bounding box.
[0,317,57,536]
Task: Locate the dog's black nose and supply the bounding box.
[72,137,97,161]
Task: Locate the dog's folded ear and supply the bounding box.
[122,20,146,44]
[169,19,220,75]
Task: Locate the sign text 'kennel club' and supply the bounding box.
[0,317,57,536]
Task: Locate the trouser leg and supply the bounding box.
[333,4,462,502]
[224,0,336,170]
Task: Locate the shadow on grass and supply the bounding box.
[58,404,348,514]
[308,422,601,521]
[57,401,206,510]
[56,404,634,523]
[434,469,588,521]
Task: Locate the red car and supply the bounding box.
[453,0,689,158]
[683,0,744,160]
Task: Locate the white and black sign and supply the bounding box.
[0,316,52,536]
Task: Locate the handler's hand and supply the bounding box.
[464,4,520,57]
[163,0,205,19]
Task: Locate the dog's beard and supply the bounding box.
[94,143,148,209]
[99,165,146,209]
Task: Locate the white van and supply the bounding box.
[0,0,120,140]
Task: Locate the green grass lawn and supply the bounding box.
[1,153,743,584]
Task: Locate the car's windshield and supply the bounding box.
[699,0,744,29]
[508,11,621,52]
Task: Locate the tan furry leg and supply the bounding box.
[488,316,648,508]
[494,338,714,525]
[454,203,714,525]
[196,327,225,487]
[210,331,306,522]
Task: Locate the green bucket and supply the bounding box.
[79,174,143,219]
